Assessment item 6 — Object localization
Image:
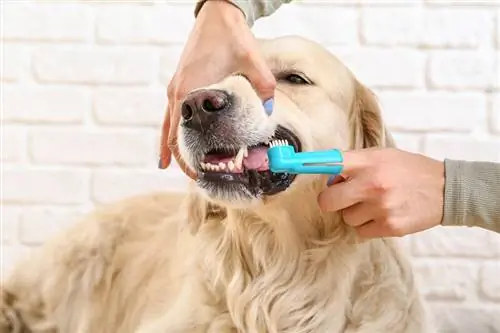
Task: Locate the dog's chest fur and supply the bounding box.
[197,217,360,333]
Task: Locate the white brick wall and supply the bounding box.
[2,1,500,331]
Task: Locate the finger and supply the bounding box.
[327,174,346,186]
[317,177,367,212]
[354,220,393,239]
[337,149,377,178]
[243,56,276,102]
[159,99,174,169]
[341,202,379,227]
[167,99,198,180]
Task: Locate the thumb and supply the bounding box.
[243,56,276,108]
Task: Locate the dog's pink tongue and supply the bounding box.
[243,146,269,171]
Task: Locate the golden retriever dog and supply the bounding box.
[1,35,436,333]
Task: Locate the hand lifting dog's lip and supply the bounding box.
[177,79,304,201]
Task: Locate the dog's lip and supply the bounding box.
[196,125,302,173]
[196,125,302,197]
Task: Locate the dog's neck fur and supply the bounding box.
[211,178,356,249]
[193,179,362,332]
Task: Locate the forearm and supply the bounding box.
[442,159,500,234]
[195,0,292,26]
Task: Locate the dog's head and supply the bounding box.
[176,36,393,227]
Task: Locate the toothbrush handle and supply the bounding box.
[294,149,344,174]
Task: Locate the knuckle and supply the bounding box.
[167,82,176,99]
[319,191,334,211]
[361,177,385,198]
[384,218,405,237]
[379,198,392,215]
[341,209,352,225]
[166,73,191,103]
[258,75,277,91]
[237,47,254,62]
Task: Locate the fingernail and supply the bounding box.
[327,175,337,186]
[158,159,163,169]
[263,98,274,115]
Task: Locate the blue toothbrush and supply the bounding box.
[267,140,344,175]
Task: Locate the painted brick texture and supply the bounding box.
[2,1,499,332]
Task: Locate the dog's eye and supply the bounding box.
[284,73,310,85]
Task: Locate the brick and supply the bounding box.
[3,86,88,123]
[429,305,500,333]
[378,91,487,132]
[358,0,420,5]
[93,88,166,126]
[422,8,494,48]
[78,0,157,4]
[492,94,500,134]
[344,49,426,88]
[496,52,500,89]
[96,4,194,44]
[2,127,27,163]
[427,51,496,89]
[412,226,500,259]
[32,46,155,85]
[292,1,358,6]
[1,44,28,82]
[159,46,184,85]
[360,8,421,46]
[30,129,157,166]
[3,167,89,204]
[252,5,357,45]
[479,263,500,301]
[389,133,422,153]
[413,262,476,301]
[361,7,492,48]
[2,206,20,246]
[3,3,93,42]
[423,135,500,162]
[19,207,86,246]
[91,169,188,204]
[424,0,499,6]
[497,9,500,48]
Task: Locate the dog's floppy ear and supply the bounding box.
[183,187,226,235]
[348,79,395,149]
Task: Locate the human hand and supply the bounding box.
[317,148,445,238]
[159,0,276,177]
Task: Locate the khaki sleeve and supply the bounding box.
[195,0,293,26]
[441,159,500,234]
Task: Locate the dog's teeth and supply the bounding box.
[228,160,235,171]
[234,146,247,170]
[213,165,219,171]
[218,162,226,170]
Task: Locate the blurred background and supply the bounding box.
[1,0,499,332]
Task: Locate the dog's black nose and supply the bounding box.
[181,89,230,132]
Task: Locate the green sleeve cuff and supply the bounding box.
[442,159,500,234]
[194,0,291,27]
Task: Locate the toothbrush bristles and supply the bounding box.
[269,139,289,148]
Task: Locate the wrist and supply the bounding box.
[197,0,246,24]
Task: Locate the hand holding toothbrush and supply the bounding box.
[317,148,446,239]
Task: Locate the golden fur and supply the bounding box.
[1,36,435,333]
